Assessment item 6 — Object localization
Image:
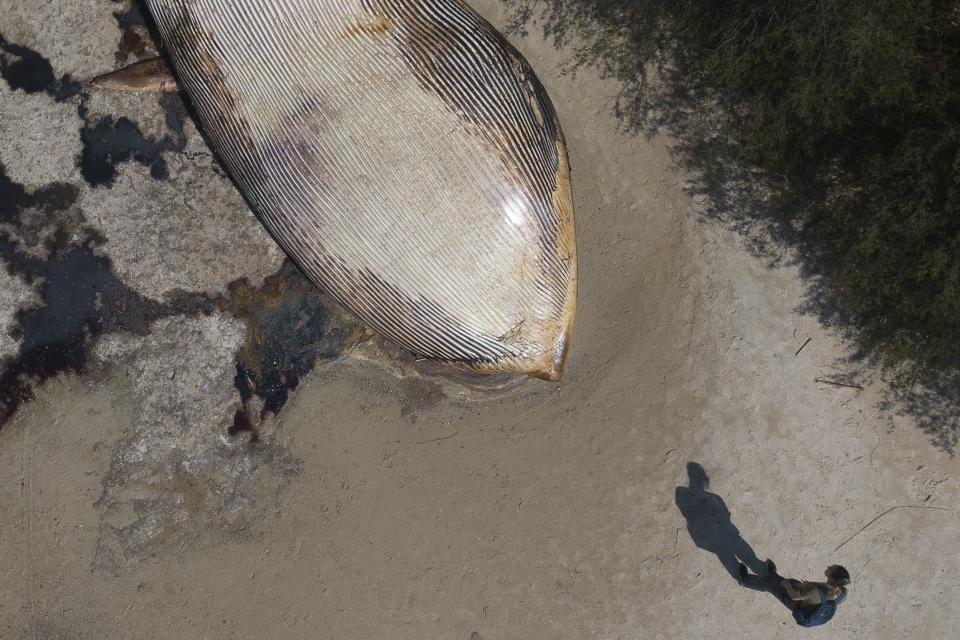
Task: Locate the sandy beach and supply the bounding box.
[0,1,957,638]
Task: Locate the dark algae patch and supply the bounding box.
[0,162,78,227]
[0,34,81,100]
[0,160,209,430]
[225,261,369,438]
[0,231,168,426]
[78,94,188,188]
[112,0,156,64]
[0,31,187,190]
[0,32,373,436]
[0,232,367,432]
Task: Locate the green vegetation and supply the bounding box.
[512,1,960,379]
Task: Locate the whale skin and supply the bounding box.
[146,0,577,380]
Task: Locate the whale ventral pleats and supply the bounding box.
[144,0,577,379]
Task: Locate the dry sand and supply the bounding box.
[0,1,958,639]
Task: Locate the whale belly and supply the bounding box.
[147,0,577,379]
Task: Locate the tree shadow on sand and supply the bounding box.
[674,462,765,580]
[504,0,960,453]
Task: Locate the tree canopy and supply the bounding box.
[513,0,960,380]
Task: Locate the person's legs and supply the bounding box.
[741,573,780,593]
[740,570,798,613]
[768,580,798,612]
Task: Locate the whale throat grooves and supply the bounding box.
[147,0,577,380]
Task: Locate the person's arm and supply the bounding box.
[781,580,803,601]
[786,581,826,606]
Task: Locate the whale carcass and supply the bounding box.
[143,0,577,380]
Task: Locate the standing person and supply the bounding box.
[739,561,851,627]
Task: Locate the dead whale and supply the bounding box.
[106,0,577,380]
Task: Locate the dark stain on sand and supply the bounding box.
[0,34,81,100]
[0,229,172,426]
[78,93,189,188]
[400,378,447,420]
[225,261,370,440]
[0,163,78,228]
[112,0,157,64]
[0,35,370,436]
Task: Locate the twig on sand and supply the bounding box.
[414,430,460,445]
[673,527,680,555]
[794,337,812,357]
[815,378,864,390]
[853,557,871,585]
[869,432,881,465]
[865,408,884,465]
[834,505,952,552]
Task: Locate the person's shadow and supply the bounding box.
[675,462,765,579]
